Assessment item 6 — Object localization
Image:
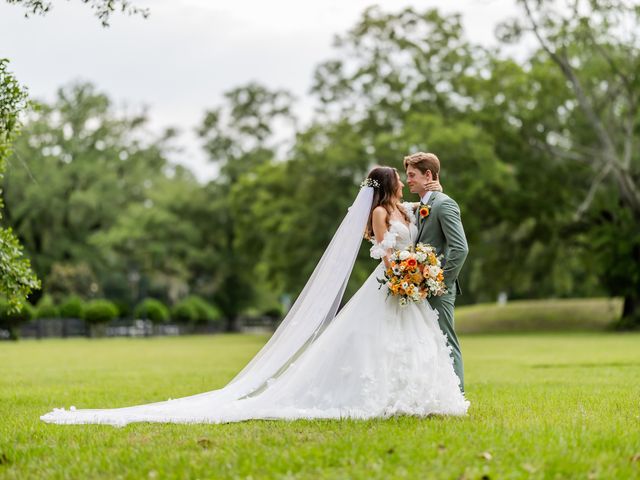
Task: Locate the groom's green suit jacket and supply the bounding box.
[414,191,468,390]
[415,192,468,295]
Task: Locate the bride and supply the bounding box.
[41,166,469,426]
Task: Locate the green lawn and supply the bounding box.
[1,333,639,479]
[455,298,623,333]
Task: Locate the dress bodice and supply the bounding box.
[369,202,418,259]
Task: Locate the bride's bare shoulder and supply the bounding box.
[372,206,387,219]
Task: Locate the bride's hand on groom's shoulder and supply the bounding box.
[423,180,443,193]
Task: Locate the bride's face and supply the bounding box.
[395,172,404,199]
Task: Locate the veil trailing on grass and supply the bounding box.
[41,186,375,426]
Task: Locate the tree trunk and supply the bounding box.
[225,316,238,332]
[620,293,640,330]
[8,326,19,341]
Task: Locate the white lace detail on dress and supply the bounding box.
[400,202,417,224]
[369,230,398,259]
[369,203,419,259]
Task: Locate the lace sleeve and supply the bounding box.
[369,230,398,259]
[401,202,417,224]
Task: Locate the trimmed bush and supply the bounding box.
[0,299,35,340]
[59,295,85,319]
[112,300,131,319]
[84,299,119,325]
[262,306,283,320]
[171,301,198,324]
[134,298,170,324]
[35,295,59,319]
[183,295,222,325]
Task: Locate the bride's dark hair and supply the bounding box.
[364,166,410,240]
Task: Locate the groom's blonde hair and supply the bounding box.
[403,152,440,180]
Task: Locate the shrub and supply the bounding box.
[171,301,197,324]
[0,299,34,340]
[35,295,59,319]
[59,295,85,319]
[84,299,119,325]
[262,306,284,320]
[134,298,170,324]
[112,300,132,319]
[183,295,222,325]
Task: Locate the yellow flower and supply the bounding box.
[419,205,430,219]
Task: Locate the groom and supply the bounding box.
[404,152,469,392]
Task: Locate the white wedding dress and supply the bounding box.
[41,191,469,427]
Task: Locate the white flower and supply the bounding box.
[429,265,440,277]
[399,250,411,261]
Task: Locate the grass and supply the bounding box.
[1,332,639,479]
[455,298,623,333]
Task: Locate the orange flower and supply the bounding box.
[437,272,444,282]
[406,258,417,269]
[419,205,430,218]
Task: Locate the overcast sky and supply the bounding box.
[1,0,526,181]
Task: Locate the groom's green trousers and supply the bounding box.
[428,292,464,392]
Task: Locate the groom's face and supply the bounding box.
[405,165,431,194]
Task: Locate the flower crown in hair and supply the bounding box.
[360,178,380,189]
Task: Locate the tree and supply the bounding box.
[0,59,41,312]
[308,7,532,303]
[498,0,640,326]
[4,82,174,304]
[1,0,149,313]
[5,0,148,26]
[197,83,297,330]
[89,167,205,306]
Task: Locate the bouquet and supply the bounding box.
[377,243,447,306]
